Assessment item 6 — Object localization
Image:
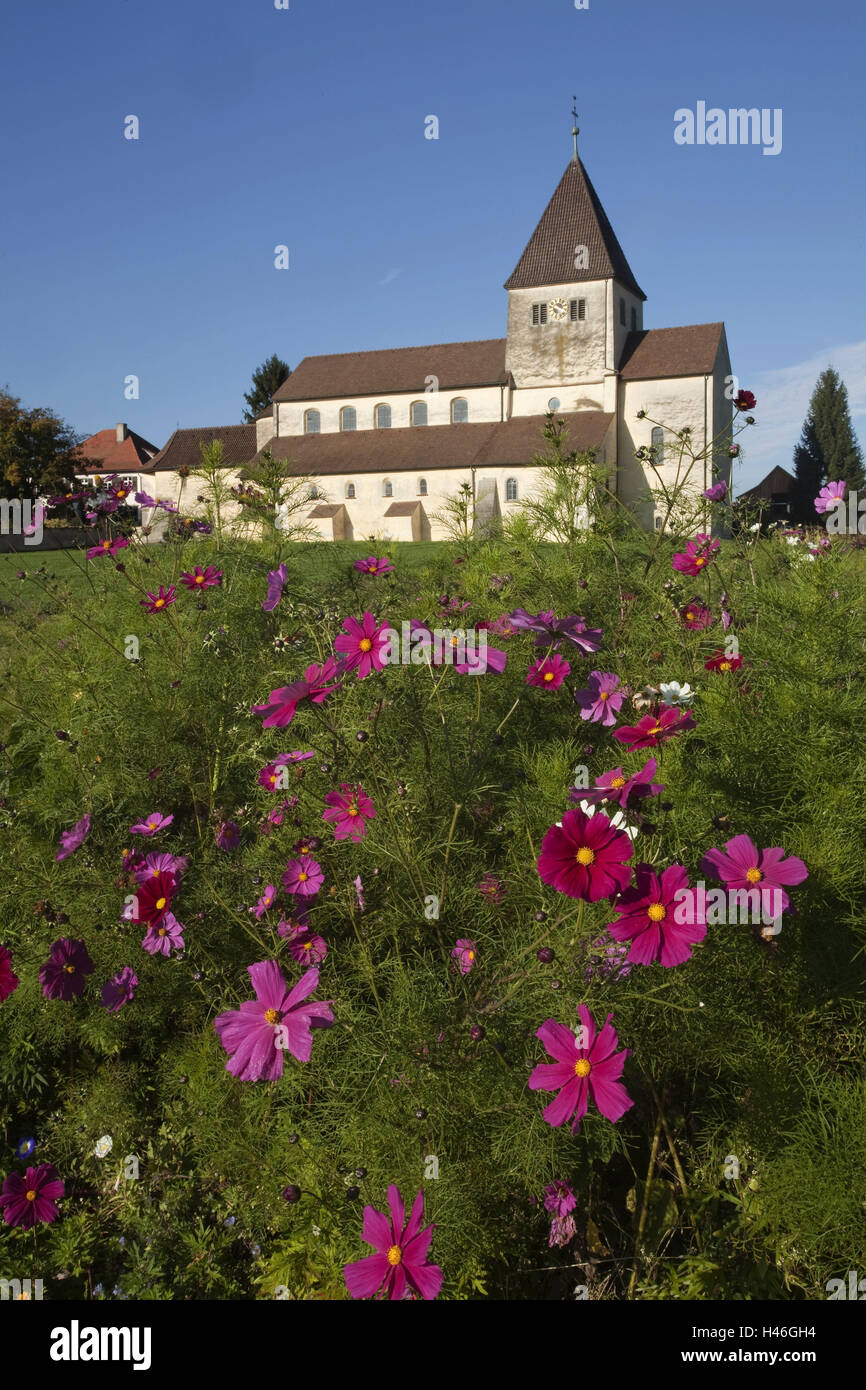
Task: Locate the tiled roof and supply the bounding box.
[247,411,614,477]
[504,160,645,299]
[308,504,343,517]
[618,323,725,380]
[384,501,421,516]
[77,427,160,474]
[271,339,508,402]
[149,424,258,473]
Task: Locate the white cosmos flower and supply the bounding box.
[785,534,802,546]
[748,521,762,532]
[658,681,695,706]
[94,1135,113,1159]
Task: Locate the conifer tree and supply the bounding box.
[242,355,291,422]
[792,367,864,518]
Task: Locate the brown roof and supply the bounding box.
[149,424,258,473]
[384,501,421,516]
[247,411,614,477]
[77,427,160,474]
[271,339,508,402]
[739,466,796,500]
[505,160,645,299]
[308,503,343,517]
[618,323,725,380]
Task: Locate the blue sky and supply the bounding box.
[1,0,863,489]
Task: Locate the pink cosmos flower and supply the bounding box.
[252,658,343,728]
[253,885,277,919]
[509,609,603,655]
[101,967,139,1012]
[322,784,375,841]
[214,961,334,1079]
[701,834,808,914]
[703,480,728,501]
[180,565,222,589]
[262,562,289,612]
[679,600,712,630]
[354,875,365,910]
[574,758,664,811]
[574,671,625,726]
[86,535,128,561]
[544,1181,577,1248]
[451,939,477,974]
[259,763,290,793]
[672,534,719,577]
[282,856,324,897]
[537,807,633,902]
[814,480,846,514]
[140,585,176,614]
[527,654,571,690]
[215,820,241,851]
[56,813,91,861]
[334,612,391,679]
[477,872,507,904]
[133,851,188,883]
[607,864,706,967]
[39,938,94,1000]
[613,706,696,751]
[135,491,156,507]
[286,930,328,965]
[142,912,185,956]
[344,1184,442,1301]
[0,944,20,1002]
[353,556,394,576]
[129,811,174,836]
[0,1164,64,1229]
[529,1008,634,1134]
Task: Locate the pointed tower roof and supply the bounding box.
[504,159,645,299]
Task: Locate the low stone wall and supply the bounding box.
[0,527,102,554]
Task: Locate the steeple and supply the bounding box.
[571,96,579,163]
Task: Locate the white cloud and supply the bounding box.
[377,268,402,287]
[732,340,866,490]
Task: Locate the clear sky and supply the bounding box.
[2,0,863,489]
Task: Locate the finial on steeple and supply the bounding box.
[571,97,579,162]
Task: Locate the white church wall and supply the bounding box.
[275,383,505,438]
[505,279,609,388]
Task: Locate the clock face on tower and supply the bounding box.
[548,297,568,321]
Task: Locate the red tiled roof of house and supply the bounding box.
[76,426,160,474]
[271,339,509,402]
[618,323,726,380]
[149,424,258,473]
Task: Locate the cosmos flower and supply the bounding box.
[672,534,719,576]
[528,1008,633,1134]
[124,870,176,926]
[334,612,391,679]
[55,813,91,861]
[252,658,344,728]
[607,864,707,967]
[571,800,639,842]
[353,556,394,576]
[451,939,477,974]
[573,758,664,811]
[508,609,603,655]
[613,706,696,751]
[477,873,507,904]
[322,784,375,841]
[703,480,728,501]
[214,961,334,1079]
[705,650,743,673]
[258,762,290,793]
[101,967,139,1013]
[0,944,20,1002]
[140,585,176,614]
[262,562,289,612]
[133,851,188,883]
[537,807,633,902]
[574,671,625,726]
[253,885,277,919]
[39,939,94,1000]
[344,1184,442,1301]
[658,681,695,706]
[679,600,712,630]
[94,1135,113,1159]
[814,480,846,514]
[86,536,129,561]
[282,857,324,897]
[526,654,571,690]
[701,834,808,914]
[734,390,756,411]
[215,820,241,851]
[180,565,223,590]
[544,1181,577,1248]
[141,912,184,956]
[129,811,174,836]
[0,1164,64,1230]
[354,875,365,910]
[134,491,156,507]
[286,930,328,965]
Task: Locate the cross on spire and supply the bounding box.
[571,97,579,162]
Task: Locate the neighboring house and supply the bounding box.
[143,142,734,540]
[738,466,797,523]
[75,423,160,499]
[145,424,258,509]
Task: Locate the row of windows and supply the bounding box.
[529,298,639,330]
[304,398,469,434]
[308,478,522,501]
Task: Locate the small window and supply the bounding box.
[531,302,548,326]
[375,403,391,429]
[620,298,626,326]
[654,515,663,531]
[304,409,320,434]
[418,477,428,496]
[340,406,357,432]
[505,477,518,502]
[630,306,637,331]
[307,484,319,500]
[451,397,468,423]
[651,427,664,467]
[411,401,428,427]
[382,479,393,498]
[570,298,586,321]
[345,482,355,499]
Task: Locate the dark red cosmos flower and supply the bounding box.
[126,871,176,926]
[734,390,756,411]
[613,706,696,751]
[0,944,19,1002]
[39,939,94,1000]
[705,649,743,673]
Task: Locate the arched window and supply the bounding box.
[345,482,355,499]
[410,400,428,427]
[506,477,518,502]
[451,398,468,423]
[340,406,357,432]
[375,403,391,429]
[654,515,663,531]
[307,484,319,500]
[304,409,321,434]
[651,427,664,467]
[418,478,427,496]
[382,479,393,498]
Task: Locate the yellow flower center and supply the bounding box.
[264,1008,280,1024]
[298,871,308,882]
[102,541,110,549]
[155,598,165,608]
[195,575,204,583]
[695,557,706,567]
[576,847,595,866]
[25,1190,37,1201]
[467,950,475,961]
[649,725,663,736]
[269,774,277,784]
[303,942,312,951]
[686,611,695,621]
[64,965,75,974]
[348,807,359,816]
[610,777,626,789]
[574,1059,591,1078]
[148,821,157,829]
[647,903,666,922]
[720,660,731,671]
[157,927,166,937]
[746,867,763,883]
[543,671,554,681]
[359,638,372,652]
[599,691,609,700]
[156,897,166,910]
[387,1245,402,1266]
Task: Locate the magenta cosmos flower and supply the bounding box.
[133,850,188,883]
[529,1008,633,1134]
[344,1185,442,1301]
[574,671,625,726]
[613,706,696,751]
[129,811,174,836]
[55,813,91,861]
[282,856,324,897]
[537,807,633,902]
[0,944,19,1002]
[575,758,664,811]
[39,938,94,1000]
[142,912,184,956]
[705,649,743,673]
[253,885,277,919]
[703,480,728,502]
[527,654,570,690]
[451,939,477,974]
[509,609,603,655]
[101,967,139,1012]
[125,869,176,926]
[180,564,222,589]
[334,612,391,679]
[322,784,375,842]
[607,864,706,968]
[214,961,334,1079]
[140,585,176,614]
[262,562,288,612]
[354,556,394,576]
[672,534,719,577]
[253,658,343,729]
[86,535,128,561]
[814,480,846,514]
[680,599,712,630]
[286,929,328,966]
[215,820,241,851]
[0,1164,64,1230]
[701,834,808,914]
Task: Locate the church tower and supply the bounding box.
[504,117,645,416]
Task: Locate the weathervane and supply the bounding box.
[571,97,579,161]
